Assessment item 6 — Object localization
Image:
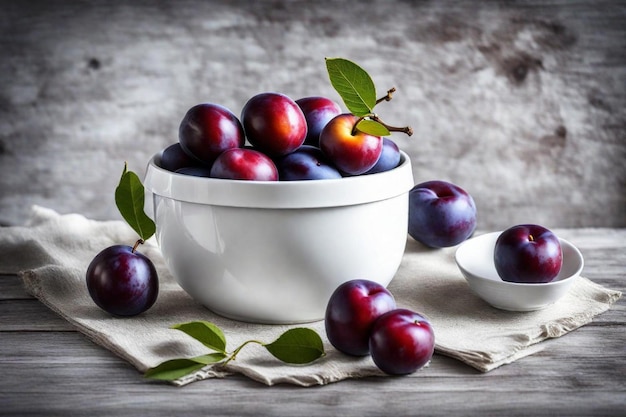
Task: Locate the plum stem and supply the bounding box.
[351,114,413,137]
[351,116,367,136]
[132,239,144,253]
[371,114,414,136]
[222,339,264,366]
[529,234,535,242]
[375,87,396,105]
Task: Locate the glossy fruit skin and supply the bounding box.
[86,245,159,317]
[295,96,342,146]
[241,92,307,157]
[494,224,563,283]
[408,180,477,248]
[369,308,435,375]
[179,103,245,165]
[364,137,401,175]
[210,147,278,181]
[325,279,397,356]
[276,145,342,180]
[160,143,202,172]
[319,113,383,175]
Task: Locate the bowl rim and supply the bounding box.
[455,231,584,288]
[143,150,414,209]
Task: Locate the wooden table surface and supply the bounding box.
[1,228,625,417]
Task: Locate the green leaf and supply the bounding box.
[356,119,391,137]
[144,352,227,381]
[171,321,227,353]
[263,328,325,365]
[325,57,376,117]
[144,359,205,381]
[115,163,156,241]
[188,352,228,365]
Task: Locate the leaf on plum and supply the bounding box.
[325,57,376,117]
[356,119,390,137]
[115,162,156,241]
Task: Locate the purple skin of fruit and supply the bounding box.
[369,308,435,375]
[276,145,342,180]
[494,224,563,283]
[210,148,278,181]
[241,92,307,157]
[86,245,159,317]
[325,279,397,356]
[178,103,245,165]
[364,137,401,174]
[408,180,477,248]
[319,113,383,175]
[159,143,203,172]
[295,96,342,147]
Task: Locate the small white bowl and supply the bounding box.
[143,151,414,324]
[455,232,584,311]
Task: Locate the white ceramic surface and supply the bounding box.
[143,151,414,324]
[455,232,584,311]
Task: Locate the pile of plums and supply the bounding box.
[159,92,402,181]
[325,279,435,375]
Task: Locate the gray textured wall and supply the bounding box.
[1,0,625,229]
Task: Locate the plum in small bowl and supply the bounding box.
[455,232,584,311]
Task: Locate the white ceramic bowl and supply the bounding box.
[143,151,414,324]
[455,232,584,311]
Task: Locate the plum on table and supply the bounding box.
[408,180,477,248]
[324,279,396,356]
[86,244,159,317]
[369,308,435,375]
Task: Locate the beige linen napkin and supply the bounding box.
[0,206,621,386]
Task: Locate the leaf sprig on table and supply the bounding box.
[145,321,325,381]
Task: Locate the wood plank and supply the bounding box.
[0,273,32,300]
[1,315,624,416]
[0,299,75,331]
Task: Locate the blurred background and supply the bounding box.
[1,0,624,229]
